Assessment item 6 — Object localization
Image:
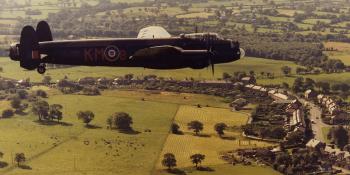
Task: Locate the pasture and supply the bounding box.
[155,105,276,174]
[0,86,280,175]
[324,42,350,66]
[0,88,181,175]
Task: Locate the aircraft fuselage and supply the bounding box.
[37,37,239,69]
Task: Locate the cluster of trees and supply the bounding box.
[292,77,331,94]
[57,79,83,94]
[243,124,287,140]
[162,152,206,171]
[327,125,349,149]
[32,100,63,122]
[292,77,350,99]
[271,149,324,174]
[172,121,228,138]
[243,104,291,140]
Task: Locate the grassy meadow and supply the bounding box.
[0,86,279,175]
[0,88,182,175]
[324,42,350,66]
[154,105,277,174]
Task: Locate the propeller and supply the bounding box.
[205,33,215,76]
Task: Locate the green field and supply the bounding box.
[324,42,350,66]
[0,86,280,175]
[155,105,276,174]
[0,88,181,175]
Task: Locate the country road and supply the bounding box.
[298,99,329,142]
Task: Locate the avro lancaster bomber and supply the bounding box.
[9,21,244,74]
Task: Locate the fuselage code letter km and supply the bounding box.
[84,46,127,63]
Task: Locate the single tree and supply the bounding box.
[77,111,95,126]
[292,77,304,93]
[190,154,205,168]
[171,123,180,134]
[282,82,289,89]
[16,90,28,99]
[49,104,63,122]
[2,109,14,118]
[11,98,21,112]
[36,90,48,98]
[14,153,25,167]
[162,153,177,170]
[214,123,227,137]
[187,120,203,135]
[281,66,292,76]
[112,112,133,131]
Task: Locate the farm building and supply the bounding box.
[241,76,256,84]
[230,98,248,109]
[270,92,290,101]
[317,94,325,104]
[286,99,303,113]
[306,139,325,152]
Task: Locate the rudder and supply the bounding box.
[36,21,53,42]
[19,25,40,70]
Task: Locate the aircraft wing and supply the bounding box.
[131,45,208,60]
[137,26,171,39]
[131,45,182,58]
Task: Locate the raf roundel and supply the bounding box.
[104,45,120,62]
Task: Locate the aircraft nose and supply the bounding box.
[9,43,20,61]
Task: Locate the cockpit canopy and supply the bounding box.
[180,33,224,40]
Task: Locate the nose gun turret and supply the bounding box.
[9,43,20,61]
